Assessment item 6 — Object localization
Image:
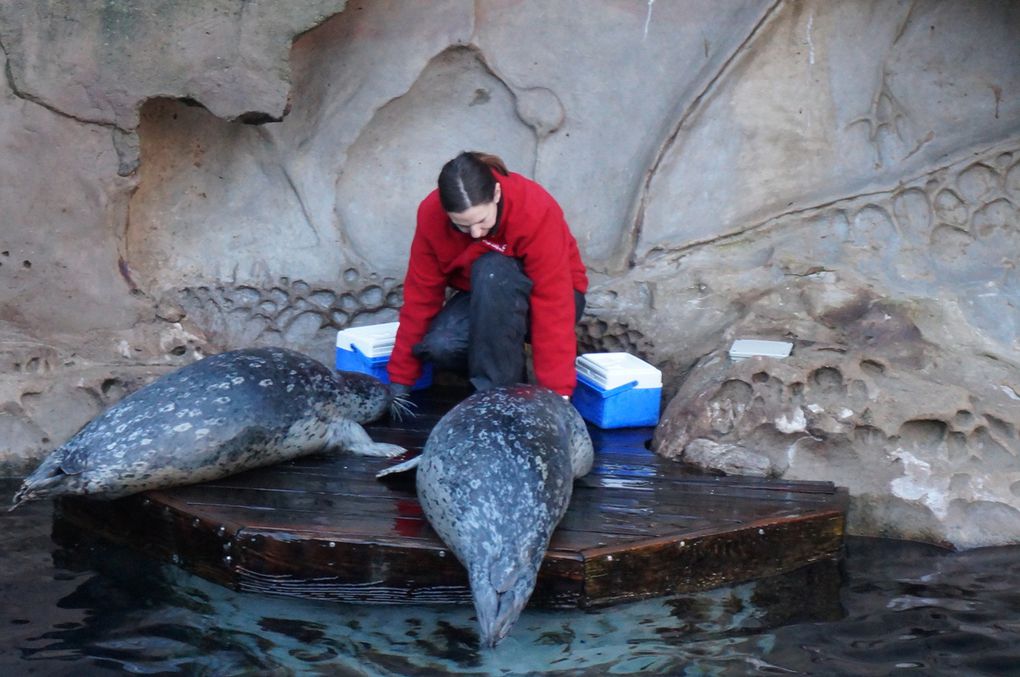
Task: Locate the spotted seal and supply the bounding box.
[378,384,594,647]
[11,347,407,509]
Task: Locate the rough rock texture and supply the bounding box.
[0,1,1018,547]
[654,339,1020,550]
[638,137,1020,549]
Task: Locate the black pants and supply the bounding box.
[411,252,585,392]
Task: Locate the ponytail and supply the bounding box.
[437,151,509,213]
[468,152,509,176]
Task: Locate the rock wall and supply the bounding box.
[1,1,1018,547]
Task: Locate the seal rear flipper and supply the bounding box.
[9,445,85,510]
[470,564,538,648]
[375,454,421,479]
[10,470,81,510]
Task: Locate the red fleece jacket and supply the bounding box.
[387,171,588,396]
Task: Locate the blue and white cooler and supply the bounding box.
[571,352,662,428]
[335,322,432,390]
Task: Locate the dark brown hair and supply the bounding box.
[437,152,509,213]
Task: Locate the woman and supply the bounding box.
[387,151,588,399]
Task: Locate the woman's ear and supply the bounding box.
[493,183,502,204]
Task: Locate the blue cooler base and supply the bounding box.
[572,377,660,429]
[335,347,432,391]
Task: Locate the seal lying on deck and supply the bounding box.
[12,347,407,509]
[378,384,593,647]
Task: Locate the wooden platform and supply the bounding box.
[54,387,848,609]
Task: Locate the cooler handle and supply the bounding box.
[351,344,391,365]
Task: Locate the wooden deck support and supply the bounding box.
[54,387,848,609]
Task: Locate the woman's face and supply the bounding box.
[449,184,501,239]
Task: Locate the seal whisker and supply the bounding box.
[389,395,417,421]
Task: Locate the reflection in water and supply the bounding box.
[1,482,1019,675]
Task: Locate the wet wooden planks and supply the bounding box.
[54,386,848,609]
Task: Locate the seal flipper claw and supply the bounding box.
[8,489,32,512]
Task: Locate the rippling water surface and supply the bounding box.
[2,479,1018,675]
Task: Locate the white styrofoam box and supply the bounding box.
[729,339,793,362]
[575,352,662,390]
[336,321,400,358]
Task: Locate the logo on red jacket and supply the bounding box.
[481,239,509,254]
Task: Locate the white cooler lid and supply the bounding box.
[336,321,399,358]
[576,352,662,390]
[729,339,793,361]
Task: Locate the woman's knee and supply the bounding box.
[471,252,524,285]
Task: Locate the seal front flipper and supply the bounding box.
[563,402,594,478]
[327,418,406,458]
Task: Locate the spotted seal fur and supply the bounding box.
[11,347,406,509]
[378,384,593,647]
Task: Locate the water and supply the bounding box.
[2,479,1019,676]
